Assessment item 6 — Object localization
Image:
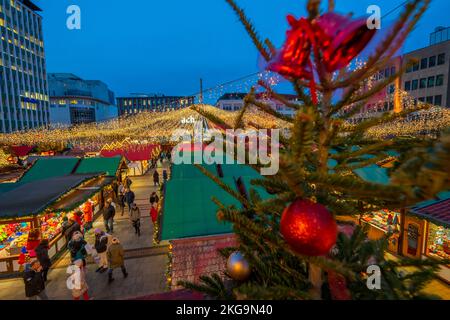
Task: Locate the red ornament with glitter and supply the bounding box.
[280,199,337,256]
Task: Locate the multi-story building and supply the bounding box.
[0,0,50,133]
[402,28,449,107]
[215,92,298,117]
[48,73,117,126]
[116,94,195,116]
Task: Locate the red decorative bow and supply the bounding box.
[268,13,376,105]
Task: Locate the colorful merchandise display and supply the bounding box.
[427,224,450,260]
[0,223,30,257]
[362,209,401,234]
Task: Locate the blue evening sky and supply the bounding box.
[34,0,449,99]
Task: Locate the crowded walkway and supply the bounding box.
[0,160,170,300]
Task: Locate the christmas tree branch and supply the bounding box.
[225,0,271,61]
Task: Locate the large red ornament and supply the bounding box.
[315,13,376,73]
[267,12,376,104]
[280,199,337,256]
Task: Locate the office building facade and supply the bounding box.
[402,36,449,108]
[116,94,195,116]
[0,0,50,133]
[48,73,117,126]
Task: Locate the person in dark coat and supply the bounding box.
[67,232,87,264]
[162,169,168,183]
[149,192,159,207]
[61,217,81,243]
[102,199,116,233]
[34,239,51,282]
[124,188,135,212]
[94,229,109,272]
[23,260,48,300]
[153,170,160,186]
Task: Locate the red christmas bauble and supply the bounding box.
[280,199,337,256]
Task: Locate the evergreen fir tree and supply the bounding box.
[180,0,450,299]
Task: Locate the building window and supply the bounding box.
[420,58,428,69]
[384,68,390,78]
[426,96,434,104]
[412,79,418,90]
[419,78,427,89]
[412,62,419,71]
[406,65,412,73]
[429,56,436,67]
[427,76,435,87]
[436,74,444,86]
[388,84,395,94]
[390,66,396,76]
[437,53,445,65]
[418,97,425,102]
[434,95,442,106]
[404,81,411,91]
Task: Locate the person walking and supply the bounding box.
[23,260,48,300]
[68,231,87,265]
[153,170,160,186]
[34,239,51,282]
[124,188,135,213]
[103,199,116,233]
[107,237,128,284]
[149,191,159,207]
[162,169,168,183]
[118,182,126,216]
[71,259,90,300]
[129,203,141,237]
[61,216,81,243]
[94,229,109,273]
[125,176,133,189]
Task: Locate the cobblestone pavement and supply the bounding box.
[0,162,170,300]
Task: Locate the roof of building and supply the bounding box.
[0,174,101,219]
[161,158,270,240]
[409,192,450,227]
[19,157,80,184]
[217,92,299,102]
[75,156,124,177]
[19,0,42,11]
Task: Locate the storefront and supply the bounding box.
[361,209,402,253]
[0,174,113,274]
[405,195,450,283]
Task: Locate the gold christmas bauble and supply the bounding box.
[226,251,251,281]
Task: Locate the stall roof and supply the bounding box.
[75,156,124,177]
[49,176,114,211]
[161,162,270,240]
[0,174,100,219]
[19,157,80,184]
[409,192,450,227]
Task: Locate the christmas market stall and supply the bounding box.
[160,151,271,289]
[0,173,114,274]
[100,140,160,176]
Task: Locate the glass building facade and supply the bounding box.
[0,0,49,133]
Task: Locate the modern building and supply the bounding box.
[116,94,195,116]
[0,0,50,133]
[48,73,117,126]
[402,28,449,107]
[215,92,299,117]
[345,27,450,123]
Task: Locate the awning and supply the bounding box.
[49,176,115,212]
[409,194,450,228]
[75,156,125,177]
[0,174,101,219]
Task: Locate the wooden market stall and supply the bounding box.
[0,174,114,274]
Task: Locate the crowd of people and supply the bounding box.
[23,159,166,300]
